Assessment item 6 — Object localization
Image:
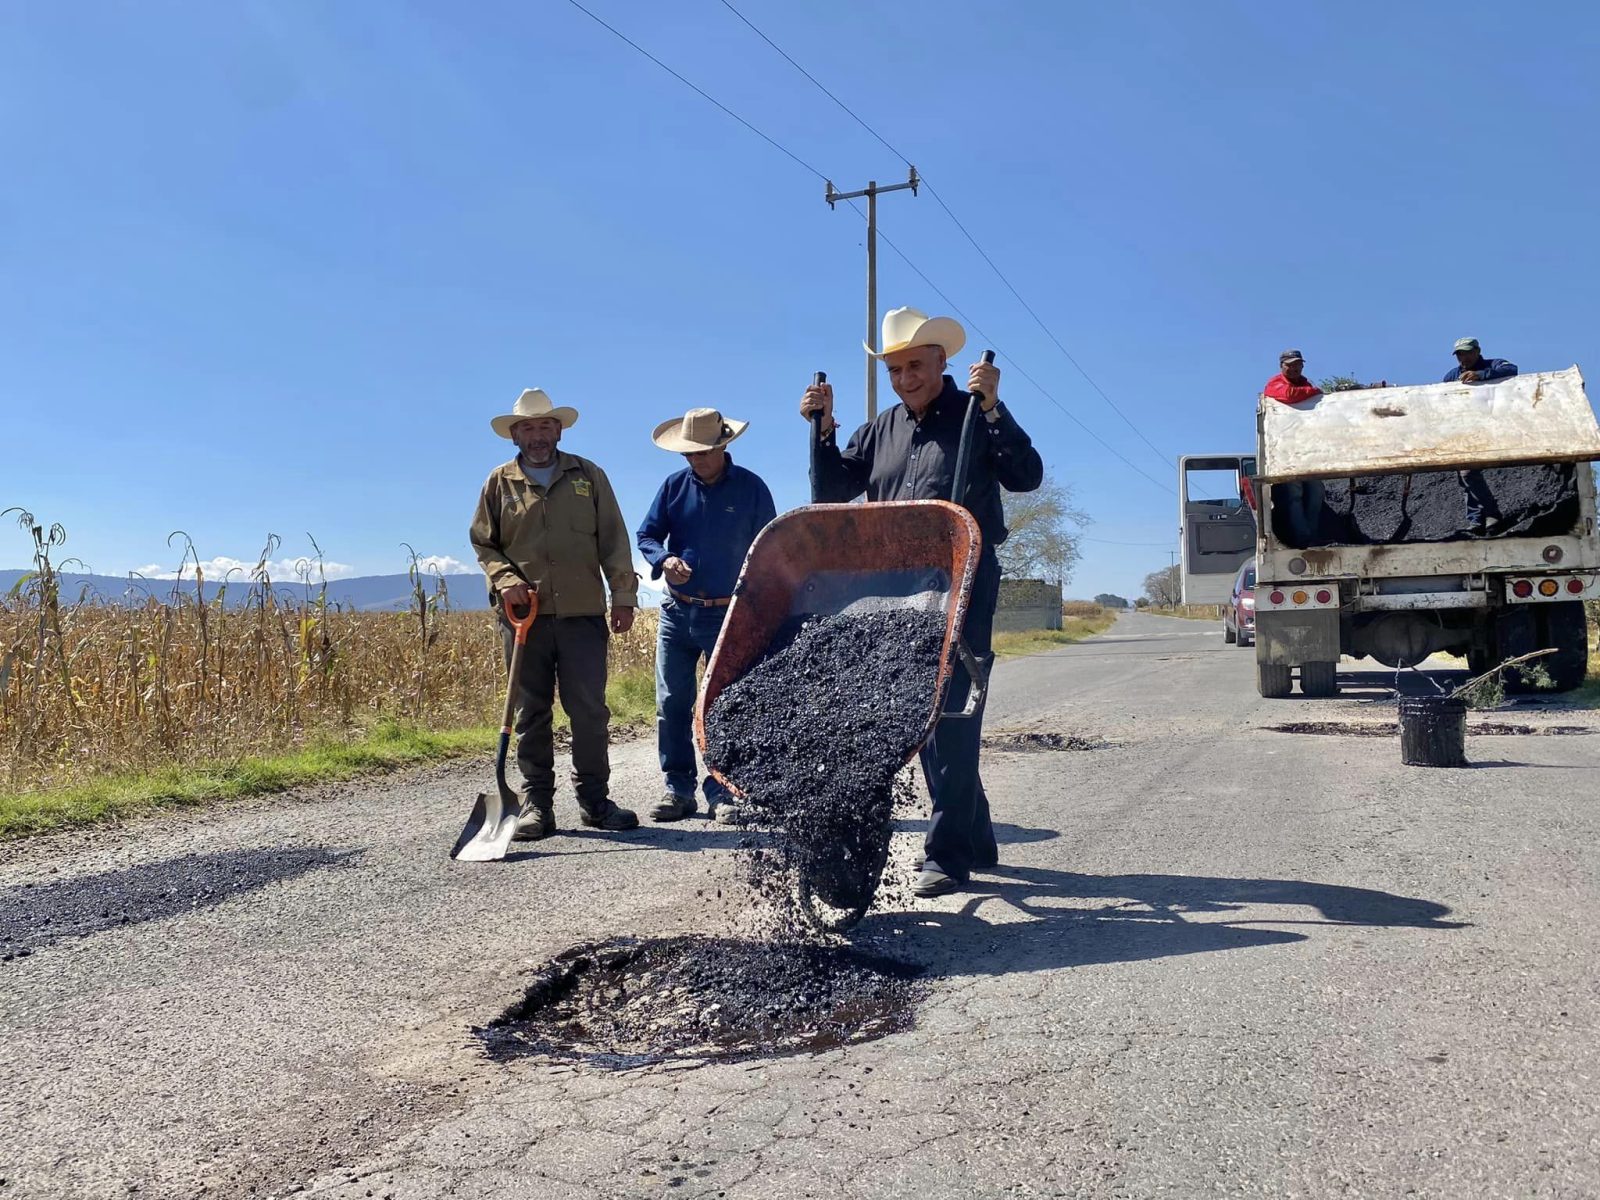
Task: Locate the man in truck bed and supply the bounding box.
[1261,349,1323,544]
[1443,336,1520,535]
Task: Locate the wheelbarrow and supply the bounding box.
[693,365,994,929]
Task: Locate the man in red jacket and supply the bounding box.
[1263,349,1322,405]
[1260,350,1324,545]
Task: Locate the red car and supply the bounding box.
[1223,557,1256,647]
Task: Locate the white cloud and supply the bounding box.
[411,554,475,575]
[130,555,356,582]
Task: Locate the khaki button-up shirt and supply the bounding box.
[470,452,639,617]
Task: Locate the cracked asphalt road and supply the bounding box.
[3,612,1599,1199]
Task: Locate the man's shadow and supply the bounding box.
[856,862,1465,978]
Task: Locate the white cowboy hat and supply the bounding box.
[490,388,579,439]
[865,306,967,360]
[652,407,748,453]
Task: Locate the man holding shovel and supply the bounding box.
[637,407,776,825]
[799,307,1044,897]
[470,388,641,838]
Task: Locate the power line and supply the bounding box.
[563,0,828,183]
[563,0,1173,495]
[713,0,1176,474]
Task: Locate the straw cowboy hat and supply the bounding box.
[866,306,967,360]
[652,407,749,453]
[490,388,579,439]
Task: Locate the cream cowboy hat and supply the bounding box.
[490,388,579,439]
[865,306,967,360]
[652,407,748,453]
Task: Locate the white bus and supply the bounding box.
[1178,454,1255,605]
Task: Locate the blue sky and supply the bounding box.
[5,1,1598,599]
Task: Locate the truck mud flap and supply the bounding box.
[1256,609,1339,665]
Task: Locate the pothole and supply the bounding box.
[1265,721,1592,737]
[984,731,1107,752]
[478,935,927,1069]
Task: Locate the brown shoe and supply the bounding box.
[650,791,697,822]
[512,800,556,841]
[580,801,640,831]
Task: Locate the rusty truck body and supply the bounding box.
[1250,367,1600,698]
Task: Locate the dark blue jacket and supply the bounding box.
[636,456,776,601]
[811,376,1044,548]
[1443,357,1518,383]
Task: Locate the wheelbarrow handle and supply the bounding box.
[951,350,995,505]
[809,370,827,504]
[943,637,991,720]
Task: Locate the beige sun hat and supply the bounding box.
[652,407,748,453]
[490,388,579,439]
[865,306,967,360]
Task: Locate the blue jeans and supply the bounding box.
[1458,470,1501,529]
[656,599,731,804]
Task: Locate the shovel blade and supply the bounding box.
[450,790,521,862]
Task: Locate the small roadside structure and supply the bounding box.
[996,578,1063,632]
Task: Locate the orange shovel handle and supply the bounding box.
[503,588,539,645]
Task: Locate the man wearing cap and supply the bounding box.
[470,388,641,837]
[1260,350,1325,545]
[1443,338,1519,534]
[637,408,776,824]
[799,306,1044,898]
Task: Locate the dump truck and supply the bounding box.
[1183,368,1600,697]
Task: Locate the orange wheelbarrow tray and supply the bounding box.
[693,499,988,801]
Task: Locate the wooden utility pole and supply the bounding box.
[825,166,918,422]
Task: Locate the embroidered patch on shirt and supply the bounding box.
[573,479,593,497]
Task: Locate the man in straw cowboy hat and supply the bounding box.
[470,387,641,836]
[637,408,776,824]
[799,306,1044,897]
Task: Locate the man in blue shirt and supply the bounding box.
[801,306,1045,897]
[638,408,777,824]
[1444,337,1520,534]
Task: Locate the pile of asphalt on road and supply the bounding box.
[479,609,942,1069]
[479,935,926,1067]
[703,607,947,928]
[1273,464,1579,547]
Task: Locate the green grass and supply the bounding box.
[0,666,657,840]
[992,612,1118,658]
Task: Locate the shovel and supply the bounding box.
[450,592,538,862]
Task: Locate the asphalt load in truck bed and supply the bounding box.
[704,608,946,922]
[1273,464,1579,547]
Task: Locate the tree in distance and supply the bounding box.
[1093,593,1130,609]
[1142,564,1182,607]
[997,475,1088,587]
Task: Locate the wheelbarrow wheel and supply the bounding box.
[792,790,894,934]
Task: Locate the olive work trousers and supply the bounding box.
[919,548,1001,881]
[500,614,612,811]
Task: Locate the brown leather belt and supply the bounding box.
[669,588,732,608]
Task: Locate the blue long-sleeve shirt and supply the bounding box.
[635,455,777,600]
[1443,357,1518,383]
[810,376,1044,548]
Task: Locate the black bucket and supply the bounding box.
[1398,695,1468,767]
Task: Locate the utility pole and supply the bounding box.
[825,166,918,422]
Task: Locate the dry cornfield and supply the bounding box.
[0,519,658,794]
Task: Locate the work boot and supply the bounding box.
[913,849,998,871]
[650,791,697,822]
[579,800,640,831]
[513,798,556,841]
[711,798,751,826]
[913,862,961,898]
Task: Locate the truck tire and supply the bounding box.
[1257,660,1292,699]
[1493,606,1538,694]
[1535,601,1589,692]
[1300,660,1339,697]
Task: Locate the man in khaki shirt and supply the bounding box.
[471,388,640,836]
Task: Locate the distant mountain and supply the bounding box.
[0,569,488,612]
[0,569,665,612]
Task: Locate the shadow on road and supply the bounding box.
[860,862,1464,977]
[0,846,355,958]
